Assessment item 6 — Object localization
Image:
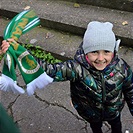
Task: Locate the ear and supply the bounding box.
[115,39,121,52]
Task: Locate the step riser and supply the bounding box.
[59,0,133,12]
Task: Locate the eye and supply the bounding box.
[91,51,98,53]
[104,50,111,53]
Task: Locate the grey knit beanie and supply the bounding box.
[83,21,116,54]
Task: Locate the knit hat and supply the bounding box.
[83,21,116,54]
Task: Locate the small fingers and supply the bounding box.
[1,38,16,54]
[2,47,9,53]
[1,40,10,54]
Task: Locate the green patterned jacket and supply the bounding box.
[37,45,133,122]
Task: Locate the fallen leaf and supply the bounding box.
[122,21,128,25]
[74,3,80,8]
[24,6,30,10]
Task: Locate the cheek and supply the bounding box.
[106,54,114,64]
[111,53,114,58]
[86,55,95,65]
[109,53,114,61]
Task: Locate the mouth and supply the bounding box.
[94,61,106,65]
[93,61,108,70]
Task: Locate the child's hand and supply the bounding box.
[0,40,10,54]
[0,39,14,54]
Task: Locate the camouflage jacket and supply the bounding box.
[38,45,133,122]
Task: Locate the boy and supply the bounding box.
[1,21,133,133]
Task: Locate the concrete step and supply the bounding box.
[59,0,133,12]
[0,0,133,47]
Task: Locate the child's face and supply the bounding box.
[86,50,114,70]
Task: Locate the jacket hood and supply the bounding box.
[74,42,90,69]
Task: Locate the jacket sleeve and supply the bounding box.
[36,58,82,82]
[122,64,133,116]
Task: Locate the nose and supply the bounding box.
[97,53,104,61]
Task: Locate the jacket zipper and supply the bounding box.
[101,73,106,119]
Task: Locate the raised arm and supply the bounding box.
[36,57,82,82]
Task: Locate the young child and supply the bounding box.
[1,21,133,133]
